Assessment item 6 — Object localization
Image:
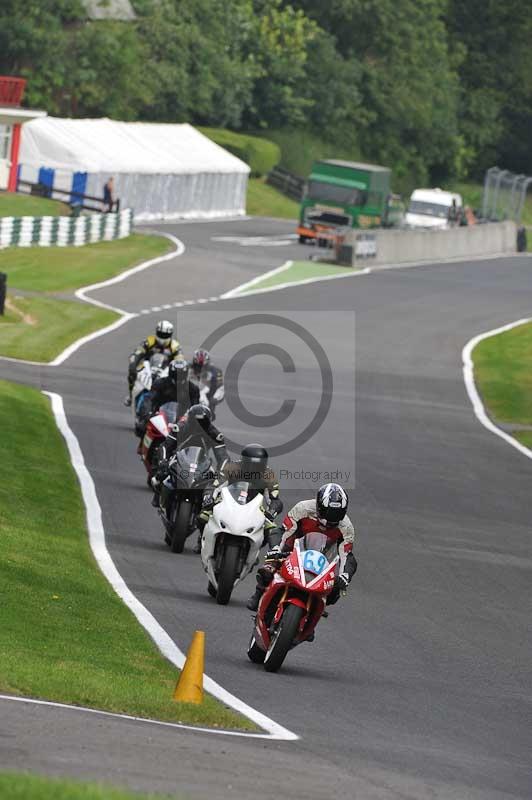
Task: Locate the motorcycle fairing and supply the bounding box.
[201,484,265,589]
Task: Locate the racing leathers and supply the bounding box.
[196,461,283,552]
[127,335,182,395]
[189,363,224,418]
[246,499,357,611]
[148,374,199,418]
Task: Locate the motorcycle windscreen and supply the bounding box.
[299,532,338,579]
[175,446,212,478]
[159,401,178,424]
[227,481,260,506]
[150,353,167,368]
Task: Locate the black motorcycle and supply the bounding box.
[158,443,215,553]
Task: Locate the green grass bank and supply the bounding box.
[0,380,254,731]
[0,772,179,800]
[0,234,172,362]
[473,321,532,448]
[0,192,70,217]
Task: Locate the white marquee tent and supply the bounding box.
[19,117,250,220]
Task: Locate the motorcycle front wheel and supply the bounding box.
[216,541,241,605]
[247,633,266,664]
[170,501,192,553]
[263,603,304,672]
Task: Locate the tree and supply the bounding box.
[448,0,532,175]
[287,0,461,186]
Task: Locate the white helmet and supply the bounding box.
[156,320,173,346]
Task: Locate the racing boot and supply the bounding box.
[246,585,263,612]
[123,393,132,407]
[193,516,208,554]
[246,566,272,610]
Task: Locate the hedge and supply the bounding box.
[198,127,281,177]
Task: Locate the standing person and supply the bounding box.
[448,198,458,227]
[103,176,115,213]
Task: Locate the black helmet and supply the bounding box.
[316,483,348,527]
[155,319,173,345]
[169,358,188,385]
[241,443,268,477]
[188,403,212,424]
[192,349,210,373]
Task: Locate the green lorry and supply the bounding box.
[297,159,402,243]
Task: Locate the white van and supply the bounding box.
[405,188,462,229]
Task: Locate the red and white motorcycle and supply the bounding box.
[139,401,178,484]
[247,532,339,672]
[132,352,169,436]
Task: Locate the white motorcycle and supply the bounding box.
[201,480,266,605]
[132,353,168,436]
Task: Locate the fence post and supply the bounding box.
[0,272,6,315]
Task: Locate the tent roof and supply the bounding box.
[20,117,250,175]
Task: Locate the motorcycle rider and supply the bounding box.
[195,443,283,555]
[124,320,181,406]
[246,483,357,612]
[136,358,199,447]
[148,357,199,416]
[188,349,224,419]
[150,403,226,507]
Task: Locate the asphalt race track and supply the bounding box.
[1,218,531,799]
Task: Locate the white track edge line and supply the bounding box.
[0,695,285,740]
[462,318,532,460]
[41,390,298,741]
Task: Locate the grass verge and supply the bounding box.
[0,295,117,362]
[0,233,172,293]
[0,772,178,800]
[0,192,70,217]
[473,321,532,425]
[235,259,352,295]
[0,379,255,731]
[515,431,532,448]
[247,177,298,219]
[0,233,173,361]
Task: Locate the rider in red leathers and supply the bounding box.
[246,483,357,611]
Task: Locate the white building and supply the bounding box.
[19,116,250,220]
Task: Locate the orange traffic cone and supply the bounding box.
[173,630,205,704]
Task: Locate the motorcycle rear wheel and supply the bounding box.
[264,603,304,672]
[216,541,240,605]
[170,501,192,554]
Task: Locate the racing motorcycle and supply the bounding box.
[139,401,179,485]
[247,532,339,672]
[158,443,215,554]
[201,481,265,606]
[132,352,168,436]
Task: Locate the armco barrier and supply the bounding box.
[342,221,517,267]
[0,208,133,249]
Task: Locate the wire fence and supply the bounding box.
[481,167,532,223]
